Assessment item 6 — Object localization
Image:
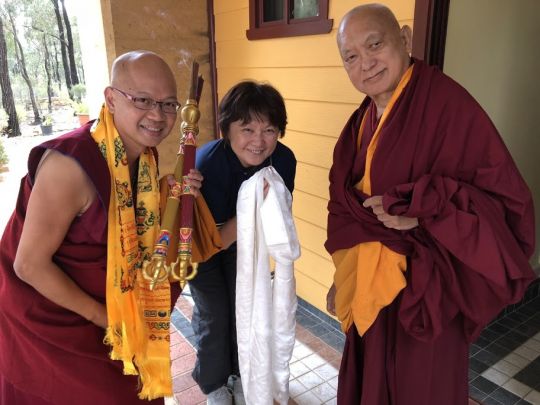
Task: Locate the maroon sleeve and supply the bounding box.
[383,170,535,342]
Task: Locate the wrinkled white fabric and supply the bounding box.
[236,166,300,405]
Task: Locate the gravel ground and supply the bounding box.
[0,110,80,233]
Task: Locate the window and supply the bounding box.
[247,0,333,40]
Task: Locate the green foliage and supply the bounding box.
[15,105,27,124]
[70,84,86,102]
[0,108,7,132]
[1,0,85,115]
[73,101,88,114]
[0,138,8,167]
[42,114,53,126]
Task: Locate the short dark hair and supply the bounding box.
[218,81,287,139]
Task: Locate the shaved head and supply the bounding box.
[110,50,176,92]
[338,4,402,48]
[336,3,412,113]
[104,50,179,163]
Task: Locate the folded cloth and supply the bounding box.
[236,166,301,405]
[159,176,222,266]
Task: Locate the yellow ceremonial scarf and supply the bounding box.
[92,105,173,399]
[333,65,413,336]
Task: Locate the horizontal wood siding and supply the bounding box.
[213,0,415,315]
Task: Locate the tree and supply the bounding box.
[59,0,78,86]
[0,12,21,137]
[51,0,71,92]
[6,5,41,124]
[43,34,53,113]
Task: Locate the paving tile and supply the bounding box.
[469,370,480,382]
[324,397,338,405]
[476,349,504,367]
[290,360,310,378]
[319,331,345,352]
[307,322,334,337]
[506,331,530,346]
[516,324,540,339]
[470,385,487,402]
[493,360,522,377]
[489,387,522,404]
[171,352,196,377]
[481,396,504,405]
[289,378,308,398]
[303,336,331,354]
[297,371,325,391]
[172,371,197,393]
[470,344,483,356]
[328,356,342,369]
[316,345,342,363]
[517,305,537,318]
[475,336,494,348]
[506,312,531,325]
[294,389,324,405]
[482,368,511,386]
[170,329,183,346]
[296,313,322,328]
[295,325,320,345]
[171,341,195,360]
[498,317,523,330]
[502,379,533,398]
[497,336,525,352]
[313,363,339,381]
[524,339,540,353]
[515,400,534,405]
[311,382,337,403]
[174,384,206,405]
[514,359,540,388]
[471,376,500,396]
[302,352,327,370]
[487,343,514,358]
[515,345,539,361]
[167,280,540,404]
[470,357,491,374]
[293,343,313,360]
[505,353,531,369]
[327,375,339,390]
[523,390,540,405]
[486,325,510,339]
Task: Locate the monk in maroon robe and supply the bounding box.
[0,51,202,404]
[325,5,536,405]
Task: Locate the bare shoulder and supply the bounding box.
[34,149,96,214]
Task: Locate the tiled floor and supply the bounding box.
[467,291,540,405]
[170,286,540,405]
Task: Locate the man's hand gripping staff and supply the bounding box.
[142,61,203,290]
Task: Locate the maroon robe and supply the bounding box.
[0,124,179,405]
[325,60,536,405]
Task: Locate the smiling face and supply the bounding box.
[104,51,178,164]
[337,6,412,112]
[227,115,279,168]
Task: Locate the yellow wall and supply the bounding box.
[444,0,540,271]
[213,0,415,314]
[79,0,216,175]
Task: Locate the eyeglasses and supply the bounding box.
[111,87,180,114]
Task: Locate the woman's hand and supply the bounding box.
[166,169,204,198]
[363,196,418,230]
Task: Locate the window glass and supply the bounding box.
[263,0,284,22]
[247,0,332,40]
[292,0,319,19]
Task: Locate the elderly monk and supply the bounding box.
[0,50,202,404]
[325,4,536,405]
